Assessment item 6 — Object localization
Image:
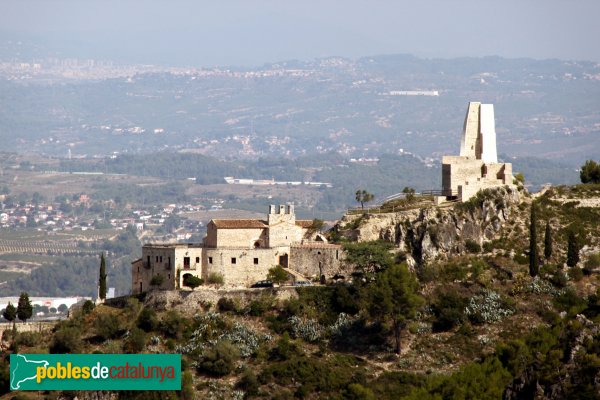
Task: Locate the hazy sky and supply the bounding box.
[1,0,599,66]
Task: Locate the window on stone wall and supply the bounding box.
[196,257,200,263]
[254,258,259,265]
[336,250,339,260]
[231,257,237,264]
[156,256,159,262]
[160,256,163,263]
[209,257,213,264]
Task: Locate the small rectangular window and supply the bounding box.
[196,256,200,263]
[253,258,259,265]
[209,257,213,264]
[156,256,159,262]
[160,255,163,262]
[231,257,236,264]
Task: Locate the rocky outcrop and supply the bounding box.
[338,187,521,267]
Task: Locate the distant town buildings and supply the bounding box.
[387,90,439,96]
[224,177,332,188]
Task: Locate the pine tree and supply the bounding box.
[99,253,107,300]
[364,263,423,354]
[2,302,16,329]
[16,292,33,323]
[567,232,580,267]
[544,221,553,259]
[529,204,539,277]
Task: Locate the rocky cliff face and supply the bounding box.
[338,187,522,267]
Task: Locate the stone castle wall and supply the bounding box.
[290,244,347,280]
[219,228,264,248]
[133,245,203,294]
[203,247,283,287]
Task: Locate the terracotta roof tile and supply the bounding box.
[291,242,342,249]
[211,219,267,229]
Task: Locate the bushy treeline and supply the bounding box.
[0,255,132,298]
[580,159,600,184]
[58,152,440,212]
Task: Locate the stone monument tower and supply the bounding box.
[441,102,514,202]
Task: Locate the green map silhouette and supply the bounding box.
[10,354,49,390]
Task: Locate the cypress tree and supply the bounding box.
[529,204,539,277]
[544,221,553,259]
[16,292,33,323]
[567,232,580,267]
[2,302,16,330]
[99,253,107,300]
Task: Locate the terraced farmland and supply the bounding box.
[0,239,97,255]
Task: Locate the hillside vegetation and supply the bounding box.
[1,184,599,399]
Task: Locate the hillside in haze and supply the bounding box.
[1,54,599,165]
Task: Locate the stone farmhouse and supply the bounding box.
[440,102,515,202]
[132,204,344,293]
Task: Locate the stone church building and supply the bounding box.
[131,204,344,293]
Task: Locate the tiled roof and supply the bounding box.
[211,219,267,229]
[291,242,342,249]
[295,220,314,228]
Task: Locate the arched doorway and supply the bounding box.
[278,254,288,268]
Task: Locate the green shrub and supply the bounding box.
[236,368,260,396]
[432,291,468,332]
[50,326,82,354]
[95,313,123,341]
[14,332,40,347]
[197,340,240,376]
[345,383,376,400]
[207,273,224,285]
[549,268,568,288]
[82,300,95,315]
[465,240,481,254]
[137,308,159,332]
[270,332,301,361]
[267,265,289,285]
[439,261,469,282]
[513,253,529,265]
[584,252,600,273]
[217,297,238,312]
[569,267,584,281]
[247,296,274,317]
[332,286,361,315]
[124,327,147,353]
[482,242,494,253]
[160,310,187,339]
[553,288,587,315]
[183,274,203,289]
[470,260,487,280]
